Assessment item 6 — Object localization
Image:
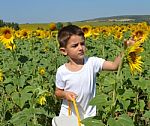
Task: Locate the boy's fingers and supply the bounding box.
[124,37,136,48]
[129,37,134,41]
[72,94,77,99]
[70,94,78,101]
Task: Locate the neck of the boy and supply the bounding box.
[69,58,84,65]
[66,58,84,72]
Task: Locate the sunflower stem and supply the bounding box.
[111,52,125,117]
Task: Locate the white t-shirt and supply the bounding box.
[55,56,105,119]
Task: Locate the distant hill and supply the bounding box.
[19,15,150,30]
[82,15,150,23]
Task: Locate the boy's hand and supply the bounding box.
[63,91,77,101]
[55,88,77,101]
[124,37,135,48]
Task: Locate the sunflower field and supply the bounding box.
[0,22,150,126]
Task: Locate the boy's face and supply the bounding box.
[60,35,86,61]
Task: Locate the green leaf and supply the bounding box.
[108,118,121,126]
[102,86,113,93]
[11,91,32,109]
[117,88,125,95]
[138,80,149,90]
[18,75,26,88]
[5,84,16,94]
[10,108,33,125]
[117,114,134,126]
[11,92,21,107]
[89,94,110,110]
[131,79,149,90]
[143,110,150,118]
[34,108,55,117]
[81,116,104,126]
[121,89,136,100]
[139,100,145,111]
[22,85,36,93]
[3,77,12,84]
[103,76,116,86]
[120,100,130,111]
[20,91,32,105]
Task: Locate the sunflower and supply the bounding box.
[114,31,123,40]
[91,27,100,40]
[0,27,14,44]
[80,25,92,38]
[4,41,16,50]
[132,29,148,42]
[125,41,144,74]
[37,92,50,105]
[49,22,56,31]
[34,30,46,39]
[38,67,46,76]
[51,30,58,39]
[99,26,111,37]
[38,95,46,105]
[44,30,51,39]
[16,29,31,39]
[0,69,3,82]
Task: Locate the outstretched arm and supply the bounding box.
[102,53,123,71]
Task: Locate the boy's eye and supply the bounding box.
[71,41,85,48]
[72,44,78,48]
[81,42,85,46]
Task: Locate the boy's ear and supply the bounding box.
[60,47,67,56]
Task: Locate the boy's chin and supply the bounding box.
[78,54,84,58]
[77,56,85,61]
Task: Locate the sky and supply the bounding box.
[0,0,150,24]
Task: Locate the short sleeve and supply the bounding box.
[55,69,65,89]
[90,57,105,73]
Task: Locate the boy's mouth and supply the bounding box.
[78,52,84,55]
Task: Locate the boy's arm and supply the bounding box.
[55,87,77,101]
[102,53,122,71]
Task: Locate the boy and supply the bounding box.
[54,25,133,119]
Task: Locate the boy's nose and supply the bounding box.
[78,44,83,50]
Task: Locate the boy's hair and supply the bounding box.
[57,25,85,48]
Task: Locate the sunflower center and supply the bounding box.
[4,30,12,39]
[129,52,136,63]
[23,32,28,36]
[102,30,106,33]
[135,31,143,37]
[82,28,88,33]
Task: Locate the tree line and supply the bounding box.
[0,19,19,30]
